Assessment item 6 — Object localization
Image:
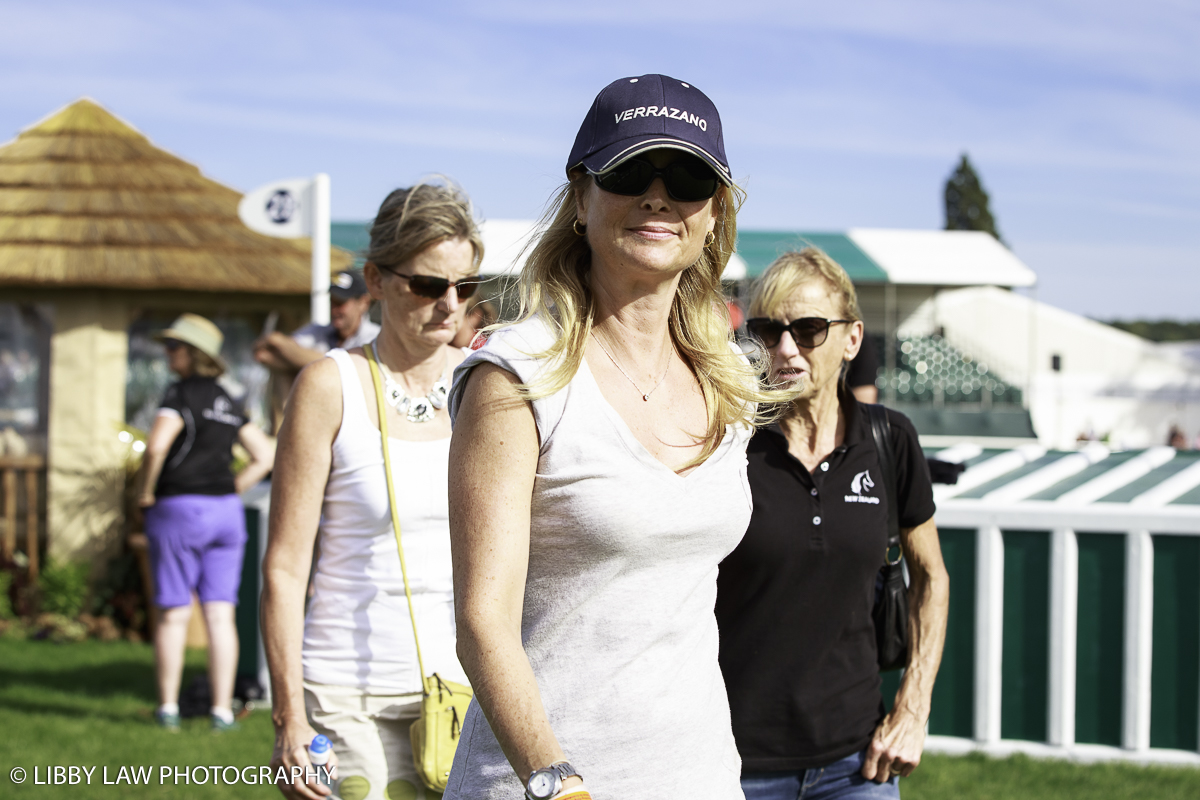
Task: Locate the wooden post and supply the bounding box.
[1,455,46,580]
[2,467,14,561]
[25,467,39,580]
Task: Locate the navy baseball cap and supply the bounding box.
[330,270,368,300]
[566,74,731,185]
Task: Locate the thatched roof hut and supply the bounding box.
[0,97,348,291]
[0,98,349,564]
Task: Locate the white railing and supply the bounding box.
[926,447,1200,766]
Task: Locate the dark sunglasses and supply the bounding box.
[381,269,481,301]
[746,317,853,349]
[163,339,185,351]
[592,154,719,202]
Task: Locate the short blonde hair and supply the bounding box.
[748,247,862,322]
[366,180,484,271]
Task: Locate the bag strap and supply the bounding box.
[865,403,901,560]
[364,342,428,684]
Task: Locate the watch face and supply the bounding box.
[529,771,556,798]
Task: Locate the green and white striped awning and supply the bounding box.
[930,444,1200,508]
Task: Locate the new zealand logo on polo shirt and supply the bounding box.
[202,395,243,427]
[845,470,881,504]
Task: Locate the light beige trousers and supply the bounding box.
[304,681,441,800]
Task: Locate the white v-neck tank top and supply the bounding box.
[444,316,753,800]
[301,348,467,693]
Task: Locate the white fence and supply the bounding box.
[925,443,1200,765]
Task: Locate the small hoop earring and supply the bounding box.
[573,219,587,236]
[704,230,716,247]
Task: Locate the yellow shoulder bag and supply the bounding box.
[365,343,473,792]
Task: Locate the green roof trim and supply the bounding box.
[735,231,888,281]
[334,223,891,282]
[332,222,371,268]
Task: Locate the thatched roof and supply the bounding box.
[0,98,350,292]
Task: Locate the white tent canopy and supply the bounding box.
[849,228,1037,287]
[478,219,747,280]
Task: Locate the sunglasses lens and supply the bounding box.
[595,159,655,196]
[746,319,784,348]
[454,277,480,301]
[664,157,718,201]
[790,319,828,348]
[595,156,718,202]
[405,274,480,301]
[406,275,450,299]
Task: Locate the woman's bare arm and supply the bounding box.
[234,422,277,494]
[449,364,583,791]
[135,413,185,506]
[862,516,949,781]
[261,358,341,799]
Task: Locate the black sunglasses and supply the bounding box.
[746,317,853,349]
[163,339,185,351]
[592,154,719,202]
[381,268,481,301]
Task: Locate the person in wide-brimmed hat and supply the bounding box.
[135,312,276,733]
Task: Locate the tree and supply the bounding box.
[944,154,1003,242]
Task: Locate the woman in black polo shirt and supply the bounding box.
[716,249,949,799]
[135,313,275,733]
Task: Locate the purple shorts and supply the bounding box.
[144,494,247,608]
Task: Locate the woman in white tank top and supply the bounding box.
[262,181,484,800]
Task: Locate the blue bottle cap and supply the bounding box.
[310,735,331,753]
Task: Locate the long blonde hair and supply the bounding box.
[506,173,786,464]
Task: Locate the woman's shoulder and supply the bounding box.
[291,355,344,407]
[449,315,563,426]
[879,403,921,443]
[474,315,558,362]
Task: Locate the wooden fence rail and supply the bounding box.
[1,454,46,580]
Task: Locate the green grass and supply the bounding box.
[1,638,276,798]
[2,639,1199,798]
[907,752,1200,799]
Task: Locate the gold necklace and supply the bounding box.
[591,331,672,402]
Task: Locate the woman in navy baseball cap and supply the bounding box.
[445,75,787,800]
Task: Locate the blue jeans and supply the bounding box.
[741,749,900,800]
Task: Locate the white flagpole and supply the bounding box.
[311,173,331,325]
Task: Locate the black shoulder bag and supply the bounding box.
[866,403,909,672]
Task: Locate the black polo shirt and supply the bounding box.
[155,377,247,498]
[715,390,935,771]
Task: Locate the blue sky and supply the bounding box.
[2,0,1197,320]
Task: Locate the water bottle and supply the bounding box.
[308,734,332,786]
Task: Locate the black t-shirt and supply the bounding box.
[845,332,880,389]
[715,390,935,771]
[155,377,248,497]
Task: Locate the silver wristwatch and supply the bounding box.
[525,761,581,800]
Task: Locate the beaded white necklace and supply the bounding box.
[379,358,450,423]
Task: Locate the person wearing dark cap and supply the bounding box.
[445,75,787,800]
[254,270,381,374]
